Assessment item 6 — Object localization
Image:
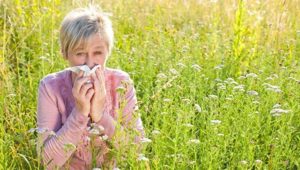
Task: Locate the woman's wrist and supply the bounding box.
[75,107,89,117]
[91,109,105,122]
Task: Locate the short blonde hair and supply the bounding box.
[60,6,114,58]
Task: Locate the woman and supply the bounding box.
[36,6,145,169]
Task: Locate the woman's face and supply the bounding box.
[66,33,108,69]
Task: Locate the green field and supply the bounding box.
[1,0,300,169]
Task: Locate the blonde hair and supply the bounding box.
[60,6,114,58]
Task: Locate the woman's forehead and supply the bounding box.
[73,34,107,51]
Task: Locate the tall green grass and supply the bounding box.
[1,0,300,169]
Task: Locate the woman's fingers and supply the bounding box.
[75,70,84,82]
[86,88,95,100]
[94,69,105,92]
[73,70,91,95]
[91,72,100,92]
[73,76,90,94]
[96,67,105,88]
[79,83,93,95]
[99,69,106,95]
[95,67,101,81]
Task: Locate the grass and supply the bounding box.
[1,0,300,169]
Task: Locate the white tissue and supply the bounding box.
[66,65,101,77]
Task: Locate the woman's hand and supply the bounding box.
[72,70,95,117]
[90,66,106,122]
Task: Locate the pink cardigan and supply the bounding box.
[36,67,145,169]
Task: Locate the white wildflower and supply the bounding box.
[169,68,179,75]
[272,113,282,117]
[101,135,108,141]
[247,90,258,96]
[211,120,222,125]
[271,74,279,79]
[214,78,222,82]
[28,128,37,134]
[37,127,49,134]
[252,101,260,105]
[49,131,57,137]
[176,62,186,68]
[238,76,246,80]
[225,95,234,101]
[157,73,167,79]
[273,103,281,109]
[255,159,263,164]
[184,123,194,128]
[195,104,202,113]
[137,154,149,161]
[208,94,218,99]
[270,104,290,116]
[89,128,100,135]
[29,127,49,134]
[224,78,238,85]
[233,85,245,92]
[187,139,200,144]
[141,137,152,143]
[218,85,226,90]
[163,98,172,102]
[160,112,168,115]
[182,98,191,103]
[266,87,282,93]
[240,160,248,165]
[214,64,224,70]
[39,56,51,62]
[189,161,196,165]
[224,77,234,82]
[152,130,161,135]
[263,83,282,93]
[217,83,226,90]
[270,108,290,114]
[225,97,233,101]
[7,93,16,97]
[85,136,91,142]
[89,123,105,135]
[191,64,202,71]
[288,76,300,83]
[92,168,101,170]
[217,133,224,136]
[246,73,258,78]
[265,77,273,81]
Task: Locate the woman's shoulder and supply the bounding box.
[106,67,133,81]
[105,67,135,90]
[38,69,68,89]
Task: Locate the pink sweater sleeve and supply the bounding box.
[36,79,90,169]
[96,75,145,143]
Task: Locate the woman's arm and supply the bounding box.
[36,79,89,169]
[96,75,145,145]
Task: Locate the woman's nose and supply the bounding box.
[84,59,95,69]
[86,64,94,69]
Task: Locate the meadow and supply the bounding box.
[1,0,300,169]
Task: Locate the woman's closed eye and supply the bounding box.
[76,52,86,57]
[94,51,102,55]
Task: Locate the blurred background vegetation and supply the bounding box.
[1,0,300,169]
